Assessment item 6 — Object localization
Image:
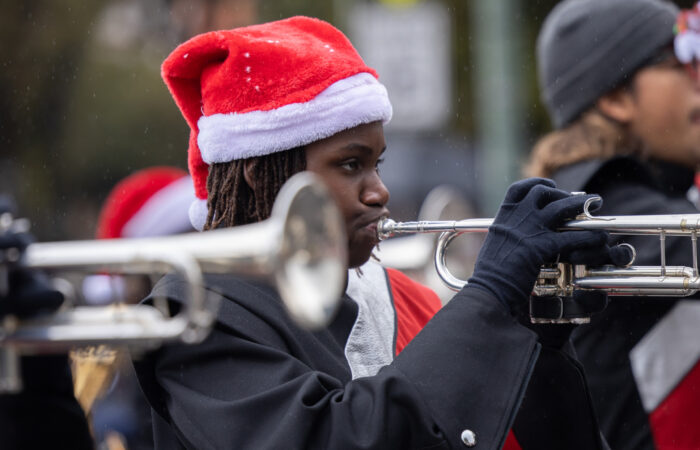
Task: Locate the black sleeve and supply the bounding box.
[512,344,608,450]
[0,354,93,450]
[135,277,540,450]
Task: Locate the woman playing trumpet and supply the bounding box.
[133,16,629,450]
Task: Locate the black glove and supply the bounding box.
[467,178,629,315]
[0,197,64,318]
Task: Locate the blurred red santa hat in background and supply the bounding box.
[96,166,195,239]
[84,166,196,304]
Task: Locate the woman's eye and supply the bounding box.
[341,160,359,171]
[375,158,385,173]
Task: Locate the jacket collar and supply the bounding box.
[645,158,696,196]
[549,155,694,197]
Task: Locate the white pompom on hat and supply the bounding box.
[161,16,393,230]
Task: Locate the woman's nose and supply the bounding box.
[361,171,390,207]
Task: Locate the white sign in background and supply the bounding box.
[348,2,452,132]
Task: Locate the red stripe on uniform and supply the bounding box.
[649,361,700,449]
[385,268,442,355]
[503,430,522,450]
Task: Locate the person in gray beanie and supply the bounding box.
[538,0,678,129]
[525,1,700,449]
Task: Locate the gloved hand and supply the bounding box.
[467,178,630,316]
[0,196,64,318]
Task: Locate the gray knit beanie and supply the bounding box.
[538,0,679,129]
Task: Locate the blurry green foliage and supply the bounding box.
[258,0,332,21]
[0,1,187,239]
[0,1,105,238]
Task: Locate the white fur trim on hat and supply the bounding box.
[197,72,392,163]
[122,176,196,238]
[189,198,209,231]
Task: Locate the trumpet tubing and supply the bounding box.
[377,202,700,300]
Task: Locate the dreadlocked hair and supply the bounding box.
[203,147,306,230]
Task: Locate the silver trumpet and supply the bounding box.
[0,172,347,392]
[378,196,700,322]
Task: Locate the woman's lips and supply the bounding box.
[690,108,700,124]
[356,220,380,246]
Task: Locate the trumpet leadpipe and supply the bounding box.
[378,214,700,240]
[377,218,492,240]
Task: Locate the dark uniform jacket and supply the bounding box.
[0,355,94,450]
[134,260,607,450]
[552,156,700,450]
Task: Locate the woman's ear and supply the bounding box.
[243,159,257,190]
[595,87,636,124]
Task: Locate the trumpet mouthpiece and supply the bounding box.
[376,217,396,241]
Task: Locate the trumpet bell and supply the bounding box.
[4,172,347,349]
[0,172,347,392]
[272,172,347,329]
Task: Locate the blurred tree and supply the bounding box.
[0,1,106,239]
[59,0,188,239]
[258,0,332,22]
[1,0,694,240]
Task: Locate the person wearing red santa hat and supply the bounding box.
[73,166,195,449]
[83,166,195,305]
[0,195,93,450]
[0,167,196,450]
[133,16,627,449]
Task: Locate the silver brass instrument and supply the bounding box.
[378,196,700,323]
[0,172,347,392]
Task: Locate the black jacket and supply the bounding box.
[134,265,607,450]
[552,156,699,450]
[0,355,94,450]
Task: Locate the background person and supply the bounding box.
[77,166,195,449]
[0,196,93,450]
[525,0,700,448]
[133,16,628,450]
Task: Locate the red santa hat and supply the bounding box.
[96,166,195,239]
[85,166,196,304]
[162,16,393,230]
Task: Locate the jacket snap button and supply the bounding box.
[461,429,476,447]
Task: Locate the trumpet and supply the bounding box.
[377,196,700,322]
[0,172,347,392]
